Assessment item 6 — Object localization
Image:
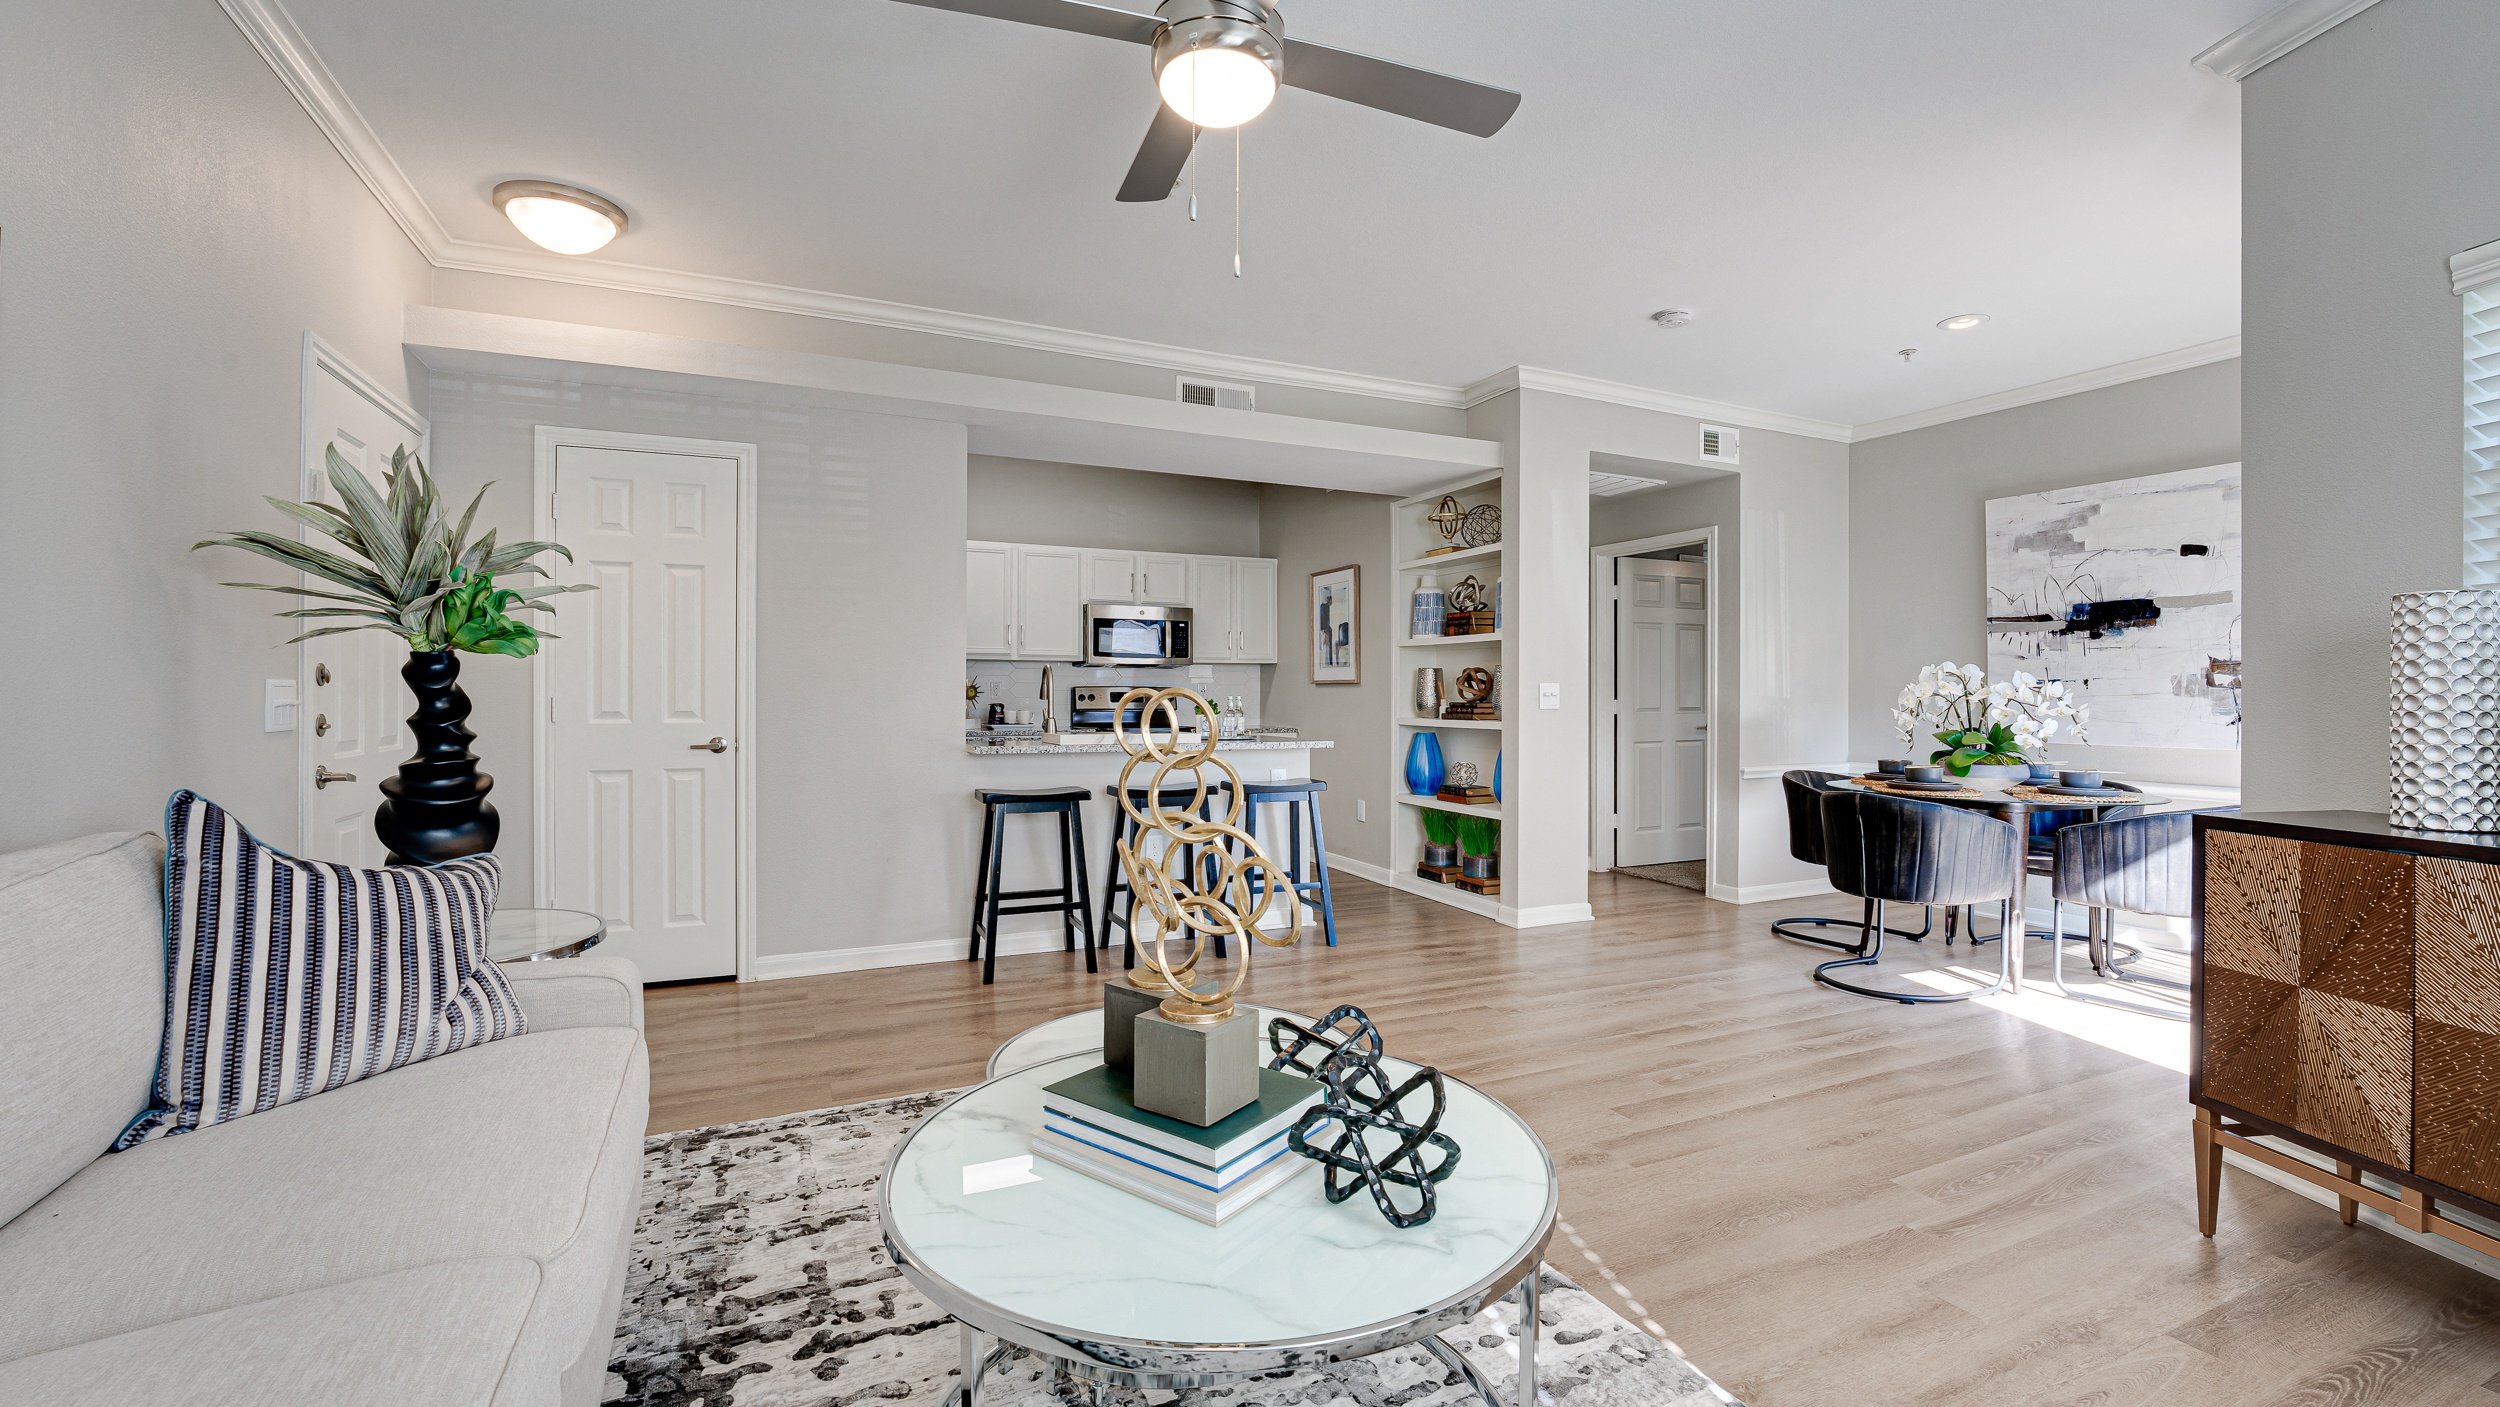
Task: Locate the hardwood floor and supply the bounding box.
[643,872,2500,1406]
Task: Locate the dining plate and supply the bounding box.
[2036,783,2128,798]
[1887,779,1965,793]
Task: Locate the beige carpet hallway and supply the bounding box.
[642,873,2500,1407]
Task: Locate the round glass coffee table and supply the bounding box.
[889,1013,1557,1406]
[488,907,606,962]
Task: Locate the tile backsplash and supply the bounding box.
[966,661,1267,726]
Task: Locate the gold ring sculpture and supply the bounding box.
[1111,687,1304,1025]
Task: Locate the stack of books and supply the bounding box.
[1436,784,1497,806]
[1032,1064,1324,1225]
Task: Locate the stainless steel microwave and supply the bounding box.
[1083,602,1193,667]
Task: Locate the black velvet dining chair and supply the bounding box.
[1773,770,1931,952]
[1814,789,2021,1005]
[2047,806,2236,1019]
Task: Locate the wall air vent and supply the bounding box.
[1588,471,1667,498]
[1698,424,1740,464]
[1177,375,1256,411]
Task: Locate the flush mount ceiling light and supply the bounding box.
[492,180,628,255]
[1936,313,1990,331]
[1154,5,1282,129]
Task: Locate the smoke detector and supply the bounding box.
[1649,308,1694,329]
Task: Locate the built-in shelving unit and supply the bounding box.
[1387,469,1511,919]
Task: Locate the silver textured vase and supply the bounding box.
[2390,589,2500,832]
[1414,667,1445,719]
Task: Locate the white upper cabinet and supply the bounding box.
[1234,558,1278,663]
[966,542,1016,658]
[1015,546,1086,661]
[1137,553,1190,606]
[1084,551,1137,604]
[1185,554,1278,663]
[1187,556,1238,662]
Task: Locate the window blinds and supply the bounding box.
[2468,286,2500,585]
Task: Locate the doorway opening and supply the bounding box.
[1590,527,1719,895]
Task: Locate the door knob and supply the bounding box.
[690,737,729,753]
[314,663,331,686]
[314,712,331,737]
[313,766,357,788]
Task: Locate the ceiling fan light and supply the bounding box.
[1154,18,1281,129]
[492,180,627,255]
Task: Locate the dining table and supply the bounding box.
[1837,776,2169,993]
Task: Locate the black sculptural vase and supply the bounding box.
[374,650,499,866]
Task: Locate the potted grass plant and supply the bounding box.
[197,444,589,864]
[1453,814,1500,891]
[1418,808,1461,877]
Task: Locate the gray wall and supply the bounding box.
[1257,486,1396,868]
[1848,359,2244,787]
[968,456,1263,555]
[0,5,433,853]
[2242,0,2500,809]
[1592,474,1743,878]
[423,372,969,958]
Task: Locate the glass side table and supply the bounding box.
[489,907,607,963]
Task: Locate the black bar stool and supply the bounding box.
[1099,783,1223,968]
[1234,778,1339,949]
[968,787,1095,986]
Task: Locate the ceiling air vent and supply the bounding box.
[1698,424,1740,464]
[1177,375,1256,411]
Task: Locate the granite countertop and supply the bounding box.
[965,737,1335,756]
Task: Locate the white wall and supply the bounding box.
[1847,359,2243,788]
[1258,485,1397,869]
[422,370,969,959]
[0,5,433,853]
[2241,0,2500,810]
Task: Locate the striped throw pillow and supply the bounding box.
[113,791,526,1149]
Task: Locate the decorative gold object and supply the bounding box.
[1111,688,1304,1025]
[1427,494,1467,547]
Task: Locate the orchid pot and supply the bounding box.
[1890,661,2089,791]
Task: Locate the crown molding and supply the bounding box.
[1851,336,2242,442]
[217,0,448,253]
[1460,367,1855,443]
[2453,237,2500,296]
[2192,0,2383,81]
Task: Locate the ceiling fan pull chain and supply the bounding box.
[1233,123,1243,278]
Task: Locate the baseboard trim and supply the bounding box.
[1709,877,1838,906]
[751,930,1088,981]
[1323,852,1395,888]
[1506,902,1596,928]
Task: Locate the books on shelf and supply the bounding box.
[1034,1063,1324,1225]
[1436,785,1497,806]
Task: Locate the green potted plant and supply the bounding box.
[197,444,589,864]
[1418,808,1460,877]
[1453,814,1500,891]
[1890,661,2089,792]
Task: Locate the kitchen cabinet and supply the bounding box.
[1187,554,1279,664]
[1083,551,1189,606]
[1016,547,1086,660]
[965,543,1016,657]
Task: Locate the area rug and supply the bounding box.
[606,1091,1743,1407]
[1617,862,1706,893]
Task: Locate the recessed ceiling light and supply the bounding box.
[1937,313,1990,332]
[493,180,628,256]
[1649,308,1693,329]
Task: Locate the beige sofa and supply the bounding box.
[0,831,648,1407]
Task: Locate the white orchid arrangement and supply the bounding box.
[1892,661,2089,773]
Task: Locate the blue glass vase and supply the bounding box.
[1405,731,1446,796]
[1492,748,1503,802]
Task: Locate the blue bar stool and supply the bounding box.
[968,787,1095,986]
[1234,778,1340,949]
[1099,783,1223,968]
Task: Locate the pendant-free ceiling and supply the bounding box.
[492,180,628,255]
[884,0,1520,202]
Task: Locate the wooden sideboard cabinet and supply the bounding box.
[2193,810,2500,1258]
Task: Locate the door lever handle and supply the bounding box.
[690,737,729,753]
[313,766,357,788]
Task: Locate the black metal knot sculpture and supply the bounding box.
[1267,1006,1460,1228]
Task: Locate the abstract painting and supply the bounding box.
[1985,462,2242,751]
[1309,564,1360,684]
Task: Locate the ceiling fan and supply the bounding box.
[882,0,1521,202]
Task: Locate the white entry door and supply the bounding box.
[537,430,751,982]
[1615,558,1708,867]
[298,338,425,865]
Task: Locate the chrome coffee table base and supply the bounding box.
[946,1267,1542,1407]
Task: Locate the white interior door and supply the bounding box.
[1616,558,1708,867]
[539,432,749,982]
[298,338,425,865]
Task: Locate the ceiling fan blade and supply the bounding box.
[1116,104,1197,202]
[1281,41,1520,138]
[881,0,1162,46]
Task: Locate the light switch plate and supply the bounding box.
[1538,682,1563,710]
[264,678,298,732]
